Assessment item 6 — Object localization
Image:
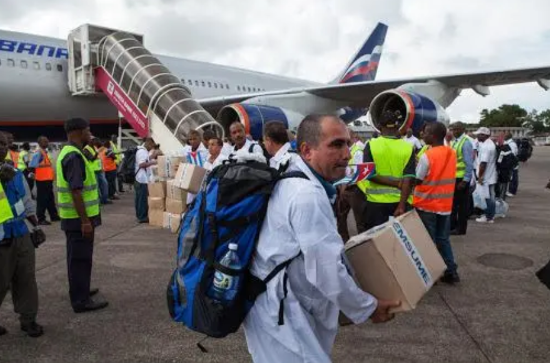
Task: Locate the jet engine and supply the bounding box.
[368,89,450,135]
[217,104,304,140]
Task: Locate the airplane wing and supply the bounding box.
[198,65,550,115]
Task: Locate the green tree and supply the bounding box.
[523,109,550,134]
[479,104,527,127]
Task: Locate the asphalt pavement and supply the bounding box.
[1,148,550,363]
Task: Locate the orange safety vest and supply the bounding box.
[101,150,117,172]
[413,146,457,214]
[7,150,19,168]
[35,149,55,181]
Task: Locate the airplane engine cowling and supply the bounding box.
[369,90,450,135]
[217,104,303,140]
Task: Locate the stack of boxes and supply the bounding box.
[147,155,207,234]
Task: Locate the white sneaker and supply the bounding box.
[506,192,515,198]
[476,215,494,224]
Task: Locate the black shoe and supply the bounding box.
[102,201,113,205]
[111,196,120,200]
[138,219,149,224]
[450,230,466,236]
[0,325,7,336]
[440,272,460,285]
[38,220,51,226]
[51,217,61,222]
[73,300,109,313]
[21,322,44,338]
[90,288,99,297]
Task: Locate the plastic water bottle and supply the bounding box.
[209,243,241,303]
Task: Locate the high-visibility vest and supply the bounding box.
[413,146,457,214]
[416,145,429,162]
[0,183,14,224]
[17,150,28,171]
[6,150,19,169]
[110,141,122,165]
[0,176,21,241]
[56,145,100,220]
[84,145,102,172]
[101,149,117,172]
[358,137,414,204]
[35,149,55,181]
[349,142,364,166]
[452,136,468,179]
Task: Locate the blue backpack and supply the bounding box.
[166,160,306,341]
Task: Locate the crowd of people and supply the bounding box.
[0,112,534,363]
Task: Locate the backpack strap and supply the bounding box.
[248,143,257,153]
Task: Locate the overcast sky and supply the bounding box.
[2,0,550,123]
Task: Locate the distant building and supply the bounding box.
[348,120,377,140]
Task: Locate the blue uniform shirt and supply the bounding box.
[1,170,32,241]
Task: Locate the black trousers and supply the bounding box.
[451,179,470,234]
[65,230,94,307]
[105,171,117,198]
[0,234,38,324]
[36,180,59,222]
[134,182,149,222]
[363,201,412,231]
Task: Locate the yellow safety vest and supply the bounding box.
[0,183,14,224]
[349,142,364,166]
[416,145,429,162]
[358,137,414,204]
[17,150,28,171]
[56,145,100,219]
[110,141,122,165]
[452,136,467,179]
[84,145,102,172]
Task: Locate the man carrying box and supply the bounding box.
[414,122,460,284]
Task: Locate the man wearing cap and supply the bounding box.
[473,127,497,223]
[449,121,474,235]
[56,118,108,313]
[357,110,415,230]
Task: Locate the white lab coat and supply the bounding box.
[243,156,378,363]
[269,142,296,170]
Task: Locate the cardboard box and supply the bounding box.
[174,163,207,194]
[163,212,182,233]
[167,180,189,201]
[166,198,186,215]
[148,209,164,228]
[158,156,186,179]
[344,210,446,313]
[147,181,167,198]
[148,197,165,211]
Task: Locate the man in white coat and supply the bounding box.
[263,121,296,170]
[243,114,400,363]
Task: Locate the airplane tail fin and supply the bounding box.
[332,22,388,84]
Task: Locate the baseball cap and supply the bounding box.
[379,109,404,128]
[473,127,491,136]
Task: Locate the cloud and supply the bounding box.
[1,0,549,123]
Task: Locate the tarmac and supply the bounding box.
[1,148,550,363]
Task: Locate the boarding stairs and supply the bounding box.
[66,24,223,153]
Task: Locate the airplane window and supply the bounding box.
[33,62,40,70]
[46,63,52,71]
[195,80,199,86]
[21,60,28,69]
[188,79,193,85]
[7,59,14,67]
[181,79,185,84]
[247,87,251,92]
[207,82,211,88]
[201,81,205,87]
[226,84,230,89]
[214,83,218,89]
[237,86,240,91]
[57,64,63,72]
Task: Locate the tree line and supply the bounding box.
[472,104,550,134]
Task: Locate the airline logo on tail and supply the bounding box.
[338,22,387,84]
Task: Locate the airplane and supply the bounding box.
[1,22,549,144]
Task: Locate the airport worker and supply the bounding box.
[30,136,60,225]
[0,131,46,338]
[17,142,34,192]
[228,121,266,161]
[4,133,19,169]
[414,122,460,284]
[182,129,208,164]
[134,137,157,223]
[83,138,110,205]
[449,121,474,235]
[243,114,400,363]
[263,121,295,171]
[357,110,415,230]
[109,135,125,193]
[101,140,119,201]
[56,118,108,313]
